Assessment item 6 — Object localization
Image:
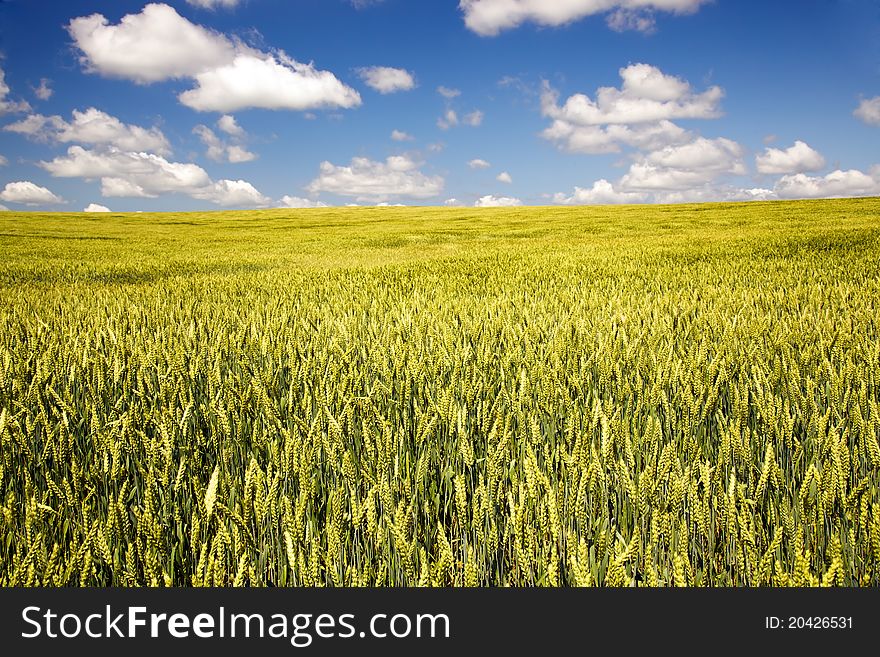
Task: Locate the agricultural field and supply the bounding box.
[1,198,879,587]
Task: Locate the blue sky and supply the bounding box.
[0,0,879,211]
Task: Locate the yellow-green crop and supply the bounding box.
[1,198,879,586]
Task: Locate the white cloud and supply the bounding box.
[68,3,239,83]
[0,66,31,114]
[774,168,880,199]
[217,114,244,137]
[437,86,461,99]
[179,53,362,112]
[606,8,657,33]
[854,97,880,126]
[186,0,241,9]
[33,79,53,101]
[438,108,482,130]
[0,154,7,166]
[620,137,746,191]
[444,198,463,206]
[755,140,825,174]
[279,195,328,208]
[475,194,522,207]
[1,181,64,205]
[227,145,257,163]
[541,118,690,154]
[543,64,722,126]
[437,109,458,130]
[84,203,111,212]
[540,64,722,154]
[463,110,484,126]
[41,145,268,206]
[459,0,709,36]
[391,129,414,141]
[553,179,647,205]
[68,4,360,114]
[468,158,491,169]
[5,107,171,155]
[496,171,512,184]
[306,155,444,202]
[358,66,416,94]
[194,179,269,206]
[193,124,256,163]
[0,204,7,211]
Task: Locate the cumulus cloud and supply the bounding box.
[279,195,329,208]
[459,0,709,36]
[438,108,483,130]
[195,179,269,206]
[620,137,746,191]
[437,86,461,99]
[1,181,64,205]
[179,53,362,112]
[475,194,522,207]
[391,129,414,141]
[84,203,111,212]
[540,64,722,154]
[305,155,444,202]
[463,110,484,126]
[437,109,458,130]
[69,4,360,113]
[357,66,416,94]
[68,3,239,83]
[553,179,647,205]
[4,107,171,155]
[193,124,256,163]
[496,171,512,184]
[468,158,491,169]
[41,145,268,206]
[854,97,880,126]
[755,140,825,175]
[543,64,722,127]
[217,114,244,137]
[774,168,880,199]
[33,79,53,101]
[0,66,31,114]
[444,198,463,206]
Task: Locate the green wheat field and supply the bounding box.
[1,197,879,586]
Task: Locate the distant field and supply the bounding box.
[1,198,879,586]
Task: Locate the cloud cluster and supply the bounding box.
[459,0,709,36]
[540,64,723,154]
[279,196,329,208]
[193,116,256,163]
[553,179,646,205]
[854,97,880,126]
[775,168,880,199]
[475,194,522,207]
[357,67,416,94]
[41,146,268,206]
[4,107,171,155]
[306,155,443,202]
[755,140,825,175]
[0,67,30,115]
[1,181,64,205]
[68,3,361,113]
